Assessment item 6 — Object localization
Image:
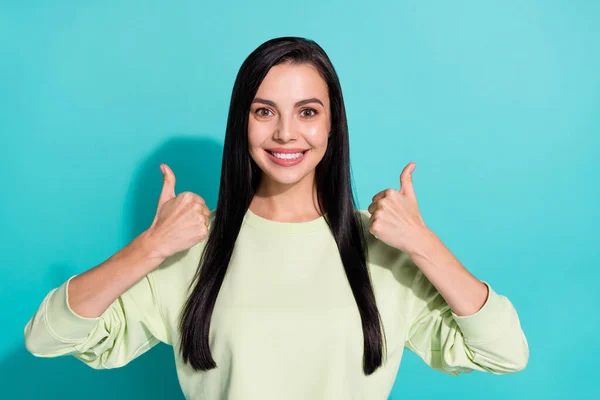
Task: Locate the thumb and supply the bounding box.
[157,164,176,208]
[400,162,416,197]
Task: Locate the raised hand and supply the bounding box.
[146,164,211,259]
[367,162,430,253]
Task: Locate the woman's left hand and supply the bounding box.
[367,162,432,254]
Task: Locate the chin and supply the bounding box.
[262,169,311,186]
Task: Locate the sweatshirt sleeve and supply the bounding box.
[403,261,529,375]
[23,270,169,370]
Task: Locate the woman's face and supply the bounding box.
[248,62,331,189]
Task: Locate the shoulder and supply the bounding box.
[353,208,374,242]
[353,208,371,226]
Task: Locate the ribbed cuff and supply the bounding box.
[44,275,102,342]
[451,281,508,344]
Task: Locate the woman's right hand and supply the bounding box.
[144,164,211,260]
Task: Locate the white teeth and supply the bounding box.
[271,151,304,160]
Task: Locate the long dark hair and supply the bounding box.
[179,36,386,375]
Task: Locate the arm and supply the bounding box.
[23,230,170,369]
[24,163,211,369]
[401,243,529,375]
[366,162,529,375]
[407,228,489,317]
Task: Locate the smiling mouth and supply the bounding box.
[265,149,309,160]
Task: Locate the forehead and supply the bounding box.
[254,63,329,103]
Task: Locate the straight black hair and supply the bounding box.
[178,36,386,375]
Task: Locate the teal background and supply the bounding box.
[1,1,598,398]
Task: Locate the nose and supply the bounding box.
[273,115,297,142]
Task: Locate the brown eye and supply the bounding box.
[255,108,273,117]
[301,108,318,118]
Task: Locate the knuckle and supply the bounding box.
[196,214,208,227]
[370,223,380,234]
[180,192,194,202]
[187,192,205,205]
[201,207,211,219]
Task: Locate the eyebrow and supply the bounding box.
[251,97,324,108]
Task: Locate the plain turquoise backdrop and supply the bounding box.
[1,1,598,399]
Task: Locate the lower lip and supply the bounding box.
[265,150,308,166]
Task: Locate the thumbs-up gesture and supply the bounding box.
[146,164,211,259]
[367,162,430,254]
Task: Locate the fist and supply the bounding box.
[367,162,429,254]
[146,164,211,259]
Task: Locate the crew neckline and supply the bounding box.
[243,208,330,234]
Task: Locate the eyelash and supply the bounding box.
[255,108,318,118]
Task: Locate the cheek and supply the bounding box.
[304,122,330,147]
[247,120,269,147]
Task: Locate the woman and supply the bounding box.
[24,37,529,399]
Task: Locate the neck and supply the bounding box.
[249,172,323,222]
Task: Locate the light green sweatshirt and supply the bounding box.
[24,209,529,399]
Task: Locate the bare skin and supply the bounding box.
[66,61,487,320]
[67,164,210,318]
[66,62,329,318]
[247,62,331,222]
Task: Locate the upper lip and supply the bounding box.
[265,148,309,153]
